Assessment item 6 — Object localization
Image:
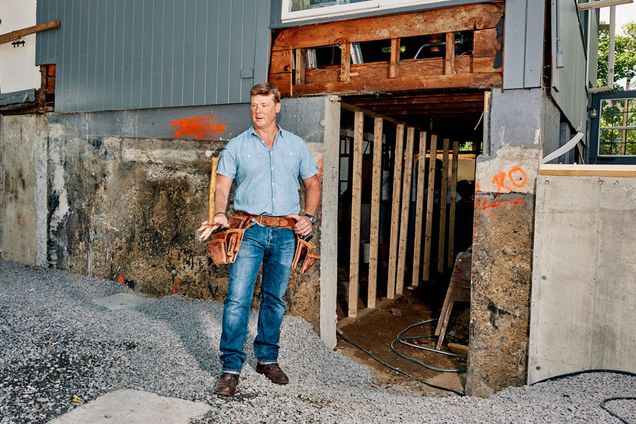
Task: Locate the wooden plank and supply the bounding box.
[348,93,485,106]
[396,127,415,295]
[447,141,459,268]
[341,102,408,128]
[295,49,306,85]
[270,49,293,73]
[269,73,293,97]
[390,38,400,78]
[340,43,351,82]
[539,164,636,177]
[293,72,502,96]
[387,124,405,299]
[411,131,427,287]
[304,56,474,86]
[423,135,438,282]
[445,32,456,75]
[473,28,501,59]
[348,111,365,318]
[272,4,504,49]
[368,117,384,309]
[0,20,60,45]
[437,138,450,274]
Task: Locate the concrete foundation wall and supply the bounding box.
[1,100,328,330]
[466,87,558,396]
[1,115,48,266]
[528,174,636,383]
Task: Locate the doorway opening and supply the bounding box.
[335,90,485,393]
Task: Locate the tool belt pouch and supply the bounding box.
[292,236,320,274]
[206,213,252,265]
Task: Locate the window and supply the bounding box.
[282,0,450,22]
[598,98,636,156]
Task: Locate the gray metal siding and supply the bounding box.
[503,0,545,89]
[36,0,271,112]
[551,0,588,131]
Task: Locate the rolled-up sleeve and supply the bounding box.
[299,143,318,180]
[217,142,237,179]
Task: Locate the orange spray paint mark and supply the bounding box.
[116,271,125,285]
[170,116,226,140]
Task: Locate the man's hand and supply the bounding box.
[196,213,228,241]
[288,214,313,238]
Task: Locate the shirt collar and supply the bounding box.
[249,124,284,138]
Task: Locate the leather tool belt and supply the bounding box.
[206,212,320,273]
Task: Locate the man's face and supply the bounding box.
[250,94,281,131]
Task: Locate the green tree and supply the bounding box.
[597,22,636,89]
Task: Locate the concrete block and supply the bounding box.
[47,389,211,424]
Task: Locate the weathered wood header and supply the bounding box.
[269,3,504,97]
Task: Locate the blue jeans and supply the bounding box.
[219,224,296,374]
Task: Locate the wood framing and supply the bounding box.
[348,111,364,317]
[437,138,450,273]
[423,135,438,282]
[368,117,384,309]
[411,131,427,287]
[396,127,415,295]
[387,124,405,299]
[270,4,503,97]
[448,141,459,267]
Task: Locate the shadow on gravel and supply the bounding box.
[136,297,260,377]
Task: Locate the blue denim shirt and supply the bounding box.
[217,126,318,216]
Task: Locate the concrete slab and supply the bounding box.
[47,389,211,424]
[92,293,157,311]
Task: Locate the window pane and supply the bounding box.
[600,99,625,128]
[599,129,620,155]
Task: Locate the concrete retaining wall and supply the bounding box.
[528,173,636,382]
[1,115,48,266]
[1,102,327,330]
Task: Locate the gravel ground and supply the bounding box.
[0,260,634,424]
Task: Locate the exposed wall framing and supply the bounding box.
[270,4,503,97]
[339,102,473,322]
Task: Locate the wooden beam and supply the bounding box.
[0,20,60,45]
[390,38,400,78]
[340,43,351,82]
[368,117,384,309]
[272,4,504,50]
[346,93,486,106]
[341,102,413,128]
[411,131,427,287]
[437,138,450,274]
[423,135,438,282]
[295,49,306,85]
[445,32,456,75]
[387,124,405,299]
[293,72,502,96]
[539,164,636,177]
[447,141,459,268]
[348,111,364,318]
[396,127,415,296]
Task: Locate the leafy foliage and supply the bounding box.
[597,22,636,89]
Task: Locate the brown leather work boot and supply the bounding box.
[214,373,239,396]
[256,363,289,385]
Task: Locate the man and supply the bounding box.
[206,82,320,396]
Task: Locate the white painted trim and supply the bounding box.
[281,0,451,23]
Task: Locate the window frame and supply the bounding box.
[281,0,449,23]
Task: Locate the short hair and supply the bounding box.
[250,82,281,103]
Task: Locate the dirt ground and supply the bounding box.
[336,282,470,396]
